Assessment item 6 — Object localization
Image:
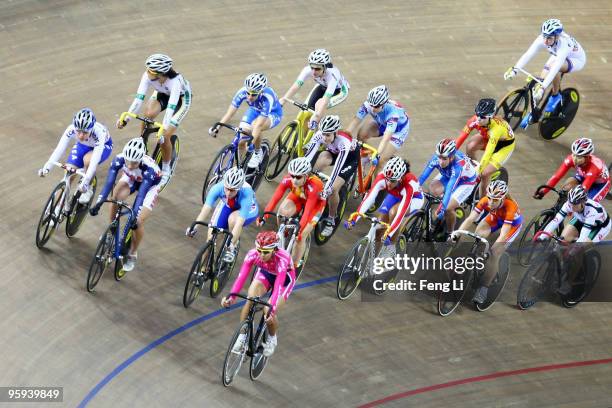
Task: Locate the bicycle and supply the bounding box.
[453,165,509,222]
[496,67,580,140]
[517,231,601,309]
[35,162,98,249]
[201,122,270,203]
[221,293,272,386]
[516,185,566,266]
[118,112,180,193]
[264,98,316,180]
[262,211,311,280]
[337,213,406,300]
[402,192,450,252]
[312,170,354,246]
[182,221,239,307]
[437,230,510,316]
[85,199,135,292]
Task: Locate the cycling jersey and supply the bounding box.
[46,122,113,186]
[264,174,326,235]
[304,130,357,192]
[231,86,283,118]
[515,32,586,88]
[296,65,348,98]
[356,172,422,237]
[95,155,162,219]
[356,100,410,134]
[205,181,259,221]
[418,150,478,212]
[456,115,515,171]
[543,154,610,202]
[128,71,192,128]
[229,248,296,314]
[474,196,523,242]
[544,199,610,242]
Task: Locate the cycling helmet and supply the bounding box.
[308,48,331,66]
[223,167,245,189]
[320,115,341,133]
[145,53,173,74]
[475,98,496,117]
[122,138,146,162]
[435,138,457,158]
[287,157,312,176]
[73,108,96,131]
[383,156,407,181]
[486,180,509,200]
[367,85,390,107]
[256,230,279,250]
[568,185,588,205]
[571,138,594,156]
[541,19,563,37]
[244,72,268,93]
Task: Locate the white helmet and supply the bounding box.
[367,85,389,107]
[383,156,407,181]
[571,138,594,156]
[568,185,588,205]
[244,73,267,93]
[541,19,563,37]
[319,115,341,133]
[145,53,173,74]
[223,167,245,189]
[435,138,457,158]
[73,108,96,131]
[308,48,331,66]
[288,157,312,176]
[486,180,508,200]
[122,138,146,162]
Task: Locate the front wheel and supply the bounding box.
[496,88,528,131]
[265,123,297,181]
[222,320,250,386]
[202,144,235,203]
[183,241,214,307]
[35,182,66,248]
[337,237,371,300]
[476,252,510,312]
[517,252,557,310]
[66,176,97,237]
[249,315,269,380]
[437,267,475,317]
[86,224,115,293]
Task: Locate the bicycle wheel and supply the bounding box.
[337,237,371,300]
[539,88,580,140]
[517,210,556,266]
[295,233,311,280]
[210,241,239,299]
[246,140,270,191]
[35,182,66,249]
[477,252,510,312]
[249,314,269,380]
[371,234,406,295]
[314,181,351,246]
[114,228,133,281]
[265,123,297,181]
[183,241,215,307]
[86,223,115,293]
[222,320,250,386]
[201,144,235,203]
[66,176,97,238]
[562,250,601,308]
[517,252,557,310]
[403,211,425,258]
[496,88,528,131]
[437,267,475,316]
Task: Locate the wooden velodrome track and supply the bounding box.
[2,0,612,406]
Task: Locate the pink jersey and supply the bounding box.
[229,248,296,313]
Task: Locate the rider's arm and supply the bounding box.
[514,36,545,70]
[417,156,437,186]
[324,146,348,192]
[355,174,386,217]
[268,255,292,315]
[263,176,291,215]
[281,67,309,102]
[195,183,223,225]
[387,181,416,237]
[455,116,477,149]
[542,202,569,235]
[577,225,594,243]
[440,164,461,211]
[94,156,123,207]
[541,38,572,89]
[229,250,257,300]
[218,89,245,124]
[46,126,73,167]
[496,223,513,244]
[82,127,109,185]
[543,155,572,195]
[458,210,479,231]
[161,78,182,128]
[303,131,322,162]
[126,72,150,120]
[579,162,599,191]
[299,180,324,234]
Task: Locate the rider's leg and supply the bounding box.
[130,206,152,254]
[313,151,333,172]
[109,181,131,223]
[375,139,399,175]
[251,115,272,151]
[328,177,345,219]
[479,163,499,199]
[562,176,579,192]
[561,223,579,242]
[143,98,162,138]
[357,119,378,143]
[293,222,314,266]
[444,198,460,232]
[160,124,177,170]
[465,135,486,160]
[243,279,268,322]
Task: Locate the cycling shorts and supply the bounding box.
[254,269,295,300]
[119,175,160,211]
[210,201,258,230]
[241,106,282,129]
[66,140,113,169]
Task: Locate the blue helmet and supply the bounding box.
[541,19,563,37]
[73,108,96,131]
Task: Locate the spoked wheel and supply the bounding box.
[156,134,180,193]
[86,224,115,293]
[314,181,351,246]
[246,140,270,191]
[477,252,511,312]
[438,267,474,317]
[539,88,580,140]
[210,241,239,299]
[183,241,214,307]
[337,237,371,300]
[403,211,425,258]
[114,229,133,281]
[295,233,311,281]
[249,315,269,380]
[202,144,235,203]
[66,176,97,238]
[517,253,557,310]
[562,250,601,308]
[265,123,297,181]
[517,211,555,266]
[496,88,528,131]
[222,320,250,387]
[35,182,66,249]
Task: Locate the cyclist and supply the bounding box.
[455,98,515,199]
[117,54,192,185]
[304,115,358,236]
[38,108,113,206]
[185,168,258,263]
[221,231,296,357]
[504,18,586,126]
[89,138,162,272]
[535,138,610,202]
[418,139,478,235]
[279,48,349,130]
[258,157,325,266]
[209,73,283,169]
[346,85,410,174]
[347,156,423,258]
[455,180,523,304]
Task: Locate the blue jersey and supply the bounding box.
[355,100,409,134]
[231,86,282,118]
[418,151,478,210]
[205,181,259,219]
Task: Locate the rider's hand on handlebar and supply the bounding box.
[220,296,235,308]
[533,191,544,200]
[89,203,101,217]
[208,125,220,137]
[449,232,460,243]
[185,226,197,238]
[372,154,380,167]
[38,164,50,177]
[116,118,127,129]
[308,119,318,130]
[504,67,517,80]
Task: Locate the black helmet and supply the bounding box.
[475,98,496,117]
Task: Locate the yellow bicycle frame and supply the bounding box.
[119,111,165,141]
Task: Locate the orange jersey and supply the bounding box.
[474,196,522,226]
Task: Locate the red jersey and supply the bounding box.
[544,154,609,196]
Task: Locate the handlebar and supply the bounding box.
[532,230,568,245]
[189,221,233,239]
[450,229,490,255]
[52,161,86,177]
[348,212,390,227]
[535,184,567,197]
[423,191,442,204]
[119,112,165,140]
[104,199,135,219]
[212,122,254,141]
[284,98,315,114]
[357,141,379,157]
[514,67,544,86]
[262,211,300,227]
[228,293,273,308]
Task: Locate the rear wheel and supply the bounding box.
[539,88,580,140]
[35,182,66,249]
[202,144,235,203]
[496,88,528,131]
[86,223,115,293]
[222,320,250,386]
[337,237,371,300]
[183,241,214,307]
[517,252,557,310]
[517,210,555,266]
[265,123,297,181]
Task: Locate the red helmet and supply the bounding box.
[255,231,279,250]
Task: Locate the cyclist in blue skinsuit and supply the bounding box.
[186,167,259,262]
[209,73,283,169]
[418,138,478,234]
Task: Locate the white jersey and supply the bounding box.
[515,32,586,88]
[296,65,348,96]
[304,130,356,193]
[544,199,609,242]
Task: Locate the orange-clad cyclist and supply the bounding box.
[258,157,326,266]
[455,180,523,304]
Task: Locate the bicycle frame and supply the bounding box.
[213,122,255,171]
[350,212,390,275]
[284,99,316,156]
[52,162,86,218]
[119,112,165,145]
[190,220,234,266]
[263,211,300,253]
[105,199,135,261]
[354,142,379,197]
